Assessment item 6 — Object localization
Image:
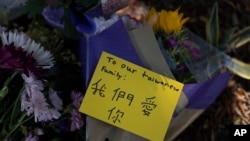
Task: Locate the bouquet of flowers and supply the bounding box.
[144,7,197,83]
[0,18,86,141]
[3,0,247,140]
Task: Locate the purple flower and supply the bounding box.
[0,31,54,69]
[0,43,23,69]
[70,108,84,132]
[22,72,44,97]
[21,90,49,122]
[0,31,55,77]
[70,91,84,131]
[47,108,61,120]
[182,40,191,49]
[182,40,199,59]
[190,48,199,59]
[70,91,83,108]
[178,65,188,72]
[21,73,61,122]
[166,37,177,47]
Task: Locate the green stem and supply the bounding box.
[6,113,33,138]
[10,86,24,126]
[0,103,14,124]
[0,71,18,101]
[3,71,18,87]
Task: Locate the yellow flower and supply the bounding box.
[144,7,158,31]
[159,8,189,34]
[145,7,190,34]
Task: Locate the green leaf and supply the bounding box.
[0,86,8,101]
[225,57,250,80]
[219,27,236,50]
[230,26,250,48]
[20,125,28,136]
[10,87,24,127]
[22,0,46,18]
[206,2,219,47]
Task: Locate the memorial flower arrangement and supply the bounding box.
[144,7,197,83]
[2,0,250,140]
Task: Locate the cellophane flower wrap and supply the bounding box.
[143,6,231,108]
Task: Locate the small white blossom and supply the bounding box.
[22,72,44,97]
[21,90,49,122]
[25,133,39,141]
[21,73,61,122]
[49,88,63,110]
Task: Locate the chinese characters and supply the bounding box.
[108,107,124,124]
[141,96,157,116]
[112,88,134,106]
[91,79,106,97]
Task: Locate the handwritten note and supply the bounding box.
[79,51,184,141]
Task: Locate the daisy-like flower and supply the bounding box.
[21,89,62,122]
[0,25,6,33]
[145,7,189,34]
[25,133,39,141]
[21,73,61,122]
[49,88,63,111]
[70,108,84,132]
[21,90,49,122]
[0,31,54,69]
[48,108,61,119]
[0,43,39,75]
[70,91,84,131]
[70,91,83,108]
[22,72,44,97]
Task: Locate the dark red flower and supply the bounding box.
[0,43,44,76]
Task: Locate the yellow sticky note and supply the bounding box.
[79,51,184,141]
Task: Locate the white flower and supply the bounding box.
[49,108,61,119]
[25,133,39,141]
[21,74,62,122]
[0,25,6,33]
[0,31,54,68]
[49,88,63,111]
[34,128,44,135]
[21,90,49,122]
[22,72,44,97]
